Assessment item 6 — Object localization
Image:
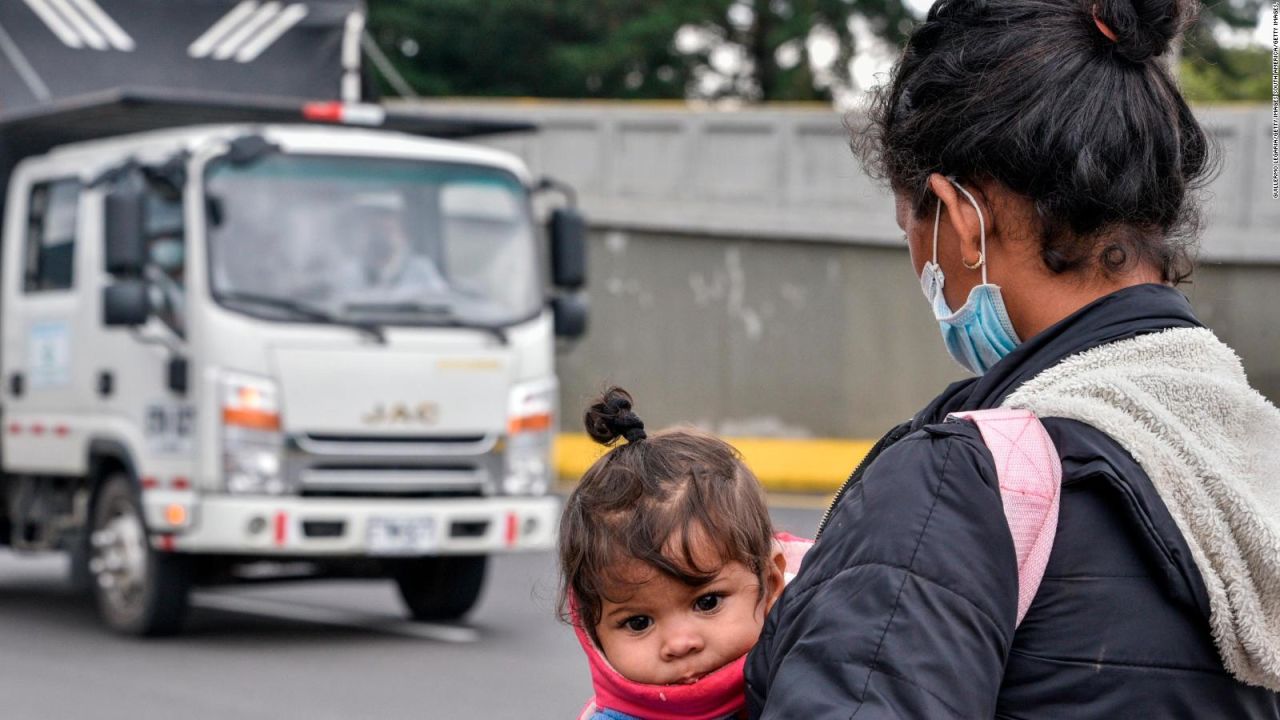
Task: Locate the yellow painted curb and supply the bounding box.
[555,433,875,494]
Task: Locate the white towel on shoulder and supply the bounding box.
[1005,327,1280,690]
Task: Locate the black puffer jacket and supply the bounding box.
[746,285,1280,718]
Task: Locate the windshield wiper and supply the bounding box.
[217,292,386,344]
[343,301,507,345]
[343,300,453,315]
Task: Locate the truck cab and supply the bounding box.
[0,0,589,635]
[0,117,587,634]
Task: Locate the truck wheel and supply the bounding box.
[394,555,487,621]
[89,474,191,636]
[68,529,93,592]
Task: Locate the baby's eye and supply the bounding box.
[694,593,723,613]
[622,615,652,633]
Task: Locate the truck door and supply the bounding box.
[2,176,92,475]
[83,179,197,468]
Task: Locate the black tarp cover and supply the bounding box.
[0,0,361,113]
[0,2,534,197]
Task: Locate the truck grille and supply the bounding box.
[287,433,501,498]
[295,433,496,457]
[302,433,489,445]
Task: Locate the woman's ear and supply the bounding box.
[927,173,987,271]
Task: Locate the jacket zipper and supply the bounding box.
[815,423,912,540]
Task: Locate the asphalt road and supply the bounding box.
[0,502,824,719]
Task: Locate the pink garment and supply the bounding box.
[573,533,814,720]
[950,408,1061,625]
[775,532,814,583]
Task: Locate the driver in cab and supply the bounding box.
[342,193,449,297]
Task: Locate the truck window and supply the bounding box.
[144,191,186,336]
[23,179,80,293]
[206,155,541,327]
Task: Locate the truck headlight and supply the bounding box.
[504,379,557,495]
[221,373,288,495]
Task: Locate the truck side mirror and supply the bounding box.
[551,293,588,339]
[549,208,586,289]
[103,280,150,326]
[104,185,147,276]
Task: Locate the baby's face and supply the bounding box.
[594,557,780,686]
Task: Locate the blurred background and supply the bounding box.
[0,0,1274,718]
[364,0,1278,438]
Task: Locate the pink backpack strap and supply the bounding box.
[775,531,815,583]
[949,408,1061,627]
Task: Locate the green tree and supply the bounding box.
[368,0,1271,103]
[1179,46,1272,102]
[1179,0,1271,104]
[366,0,914,101]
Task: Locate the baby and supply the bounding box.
[558,387,810,720]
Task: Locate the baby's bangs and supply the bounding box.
[593,505,738,601]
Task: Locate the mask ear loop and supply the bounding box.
[931,198,942,265]
[947,179,989,285]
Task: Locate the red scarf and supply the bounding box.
[572,617,747,720]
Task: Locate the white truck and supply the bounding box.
[0,0,587,635]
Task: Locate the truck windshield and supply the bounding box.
[205,154,541,328]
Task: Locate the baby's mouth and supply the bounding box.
[673,671,709,685]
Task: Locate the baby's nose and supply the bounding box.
[660,626,705,660]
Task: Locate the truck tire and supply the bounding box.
[394,555,487,621]
[89,474,191,636]
[68,529,93,592]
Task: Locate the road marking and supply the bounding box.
[190,592,481,643]
[66,0,134,51]
[46,0,107,49]
[23,0,133,51]
[188,0,258,58]
[233,3,306,62]
[210,1,281,60]
[23,0,84,49]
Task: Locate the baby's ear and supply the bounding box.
[764,545,787,611]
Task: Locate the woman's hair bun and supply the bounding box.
[1091,0,1193,63]
[584,386,647,446]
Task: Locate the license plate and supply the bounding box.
[367,517,438,555]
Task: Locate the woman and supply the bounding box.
[744,0,1280,715]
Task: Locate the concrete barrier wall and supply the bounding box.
[550,227,1278,439]
[414,102,1279,438]
[556,228,968,438]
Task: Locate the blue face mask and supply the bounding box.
[919,180,1021,375]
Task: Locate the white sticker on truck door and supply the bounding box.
[27,321,72,389]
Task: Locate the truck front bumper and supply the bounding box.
[155,495,558,556]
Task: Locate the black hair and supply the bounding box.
[557,387,774,640]
[854,0,1215,283]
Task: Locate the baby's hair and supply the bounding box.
[557,387,774,639]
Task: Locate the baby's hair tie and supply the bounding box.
[1091,4,1119,42]
[619,413,647,443]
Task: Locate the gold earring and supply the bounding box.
[962,251,985,270]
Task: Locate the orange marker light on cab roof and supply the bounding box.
[301,101,386,126]
[302,101,344,122]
